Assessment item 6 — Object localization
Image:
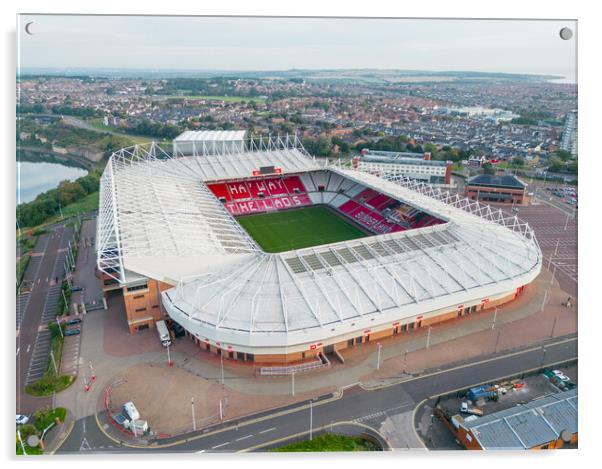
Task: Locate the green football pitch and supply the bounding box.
[236,205,369,253]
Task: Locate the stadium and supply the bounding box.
[97,135,542,367]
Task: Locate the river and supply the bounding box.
[17,161,88,204]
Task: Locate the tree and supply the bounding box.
[547,156,564,172]
[511,156,525,167]
[554,149,572,162]
[482,162,496,175]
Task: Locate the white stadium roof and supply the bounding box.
[97,136,542,352]
[173,130,247,142]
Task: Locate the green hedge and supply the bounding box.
[270,434,381,452]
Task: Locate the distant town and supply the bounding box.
[17,70,577,178]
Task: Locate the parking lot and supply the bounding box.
[25,329,52,385]
[513,198,577,297]
[61,321,82,378]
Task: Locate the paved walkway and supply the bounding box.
[71,218,103,305]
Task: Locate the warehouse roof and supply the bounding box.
[173,130,247,142]
[463,388,578,450]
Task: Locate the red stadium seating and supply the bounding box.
[246,179,269,198]
[262,177,289,196]
[211,173,441,232]
[338,200,403,234]
[227,181,252,200]
[207,183,232,202]
[366,193,394,211]
[283,176,306,194]
[224,194,312,216]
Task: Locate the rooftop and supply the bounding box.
[173,130,247,142]
[463,388,578,450]
[467,174,526,189]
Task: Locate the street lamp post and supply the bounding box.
[426,326,432,349]
[494,330,501,353]
[550,264,557,285]
[309,400,313,441]
[292,371,295,397]
[376,342,382,371]
[540,290,549,313]
[554,238,560,257]
[550,317,558,338]
[220,350,224,385]
[564,213,570,231]
[191,397,196,432]
[56,316,63,338]
[491,307,498,330]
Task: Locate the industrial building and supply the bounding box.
[455,388,578,450]
[97,136,541,367]
[465,174,530,205]
[352,149,452,185]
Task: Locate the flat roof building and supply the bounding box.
[173,130,247,155]
[353,150,452,185]
[465,174,529,205]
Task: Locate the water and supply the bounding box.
[17,161,88,204]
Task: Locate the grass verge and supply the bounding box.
[270,434,381,452]
[16,407,67,455]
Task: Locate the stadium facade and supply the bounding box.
[97,136,542,366]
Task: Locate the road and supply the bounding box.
[57,336,577,454]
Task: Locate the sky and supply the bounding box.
[17,15,577,81]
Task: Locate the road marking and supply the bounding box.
[196,450,206,453]
[16,348,19,356]
[211,442,230,449]
[258,427,276,434]
[80,437,91,451]
[235,434,253,441]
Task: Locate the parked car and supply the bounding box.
[169,321,185,338]
[553,370,570,382]
[65,318,82,325]
[16,414,29,425]
[64,329,81,336]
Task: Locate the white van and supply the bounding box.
[156,320,171,347]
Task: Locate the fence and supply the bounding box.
[259,353,330,376]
